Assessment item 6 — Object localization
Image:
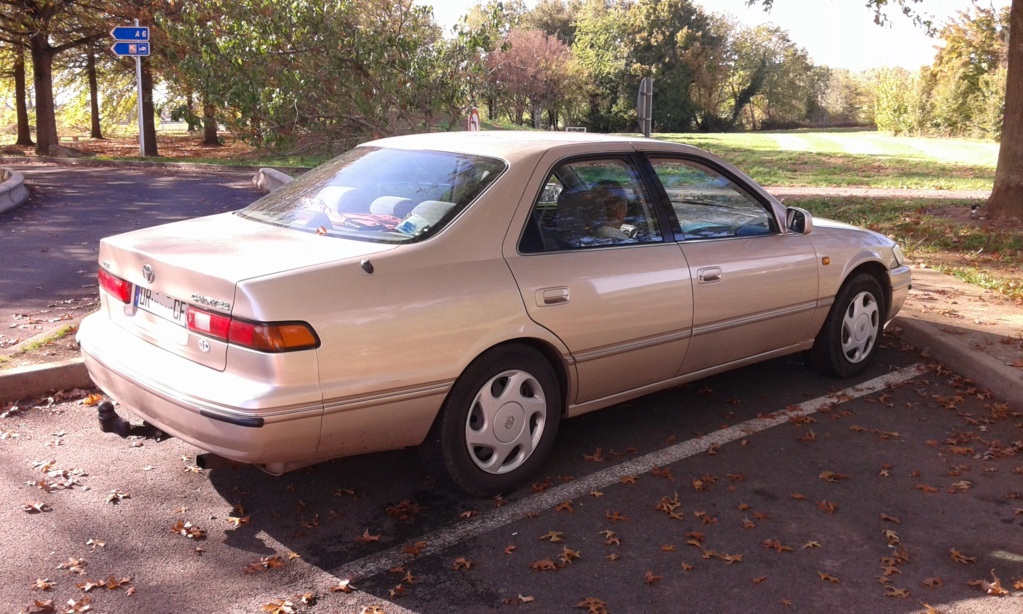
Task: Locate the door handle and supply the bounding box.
[698,267,722,283]
[537,287,569,306]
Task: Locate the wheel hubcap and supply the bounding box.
[840,291,879,363]
[465,369,547,475]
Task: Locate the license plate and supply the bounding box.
[134,287,187,327]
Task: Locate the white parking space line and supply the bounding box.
[335,363,926,582]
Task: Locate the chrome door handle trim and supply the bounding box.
[698,267,722,283]
[537,287,570,306]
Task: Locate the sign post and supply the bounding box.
[110,21,151,156]
[636,77,653,138]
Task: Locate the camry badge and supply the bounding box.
[142,264,155,284]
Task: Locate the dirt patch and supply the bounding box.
[0,327,82,371]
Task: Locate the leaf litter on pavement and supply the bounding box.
[7,352,1023,612]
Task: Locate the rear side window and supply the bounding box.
[239,147,506,243]
[522,158,663,253]
[650,158,776,240]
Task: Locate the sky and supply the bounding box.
[413,0,1010,72]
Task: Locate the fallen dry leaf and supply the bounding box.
[171,520,206,540]
[816,500,839,514]
[540,530,565,543]
[605,510,628,523]
[530,558,558,572]
[884,586,909,598]
[922,577,944,588]
[329,579,354,593]
[356,529,381,543]
[950,549,977,564]
[575,597,608,613]
[819,572,840,583]
[243,555,285,574]
[452,556,473,571]
[967,569,1009,596]
[644,570,664,585]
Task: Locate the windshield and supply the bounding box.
[238,146,506,243]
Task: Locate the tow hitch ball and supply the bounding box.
[97,401,131,437]
[97,401,167,440]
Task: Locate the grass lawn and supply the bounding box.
[658,130,997,191]
[797,197,1022,302]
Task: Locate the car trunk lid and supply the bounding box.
[97,212,394,370]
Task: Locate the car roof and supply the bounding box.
[365,130,669,160]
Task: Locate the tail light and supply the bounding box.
[98,269,132,303]
[187,306,319,353]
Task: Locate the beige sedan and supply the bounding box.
[78,132,910,495]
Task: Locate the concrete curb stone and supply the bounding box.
[0,167,31,214]
[893,315,1023,408]
[0,358,92,401]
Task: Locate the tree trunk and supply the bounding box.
[202,94,220,146]
[29,35,58,156]
[140,57,158,156]
[987,0,1023,221]
[87,52,103,139]
[14,46,34,146]
[186,91,198,132]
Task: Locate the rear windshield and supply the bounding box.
[238,146,506,243]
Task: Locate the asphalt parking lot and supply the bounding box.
[2,337,1021,614]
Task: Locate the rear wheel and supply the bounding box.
[420,344,561,496]
[810,273,886,378]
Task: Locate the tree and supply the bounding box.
[571,0,633,131]
[0,1,108,155]
[522,0,578,46]
[628,0,723,132]
[750,0,1023,221]
[487,27,582,128]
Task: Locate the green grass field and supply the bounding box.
[657,130,998,191]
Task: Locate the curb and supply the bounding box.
[252,167,295,193]
[0,167,30,214]
[893,314,1023,408]
[0,358,93,401]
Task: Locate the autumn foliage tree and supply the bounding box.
[0,0,108,155]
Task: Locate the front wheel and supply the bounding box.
[420,344,561,496]
[809,273,886,378]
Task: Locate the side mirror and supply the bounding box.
[786,207,813,234]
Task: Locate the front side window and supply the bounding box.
[238,147,506,243]
[523,158,662,252]
[650,158,776,240]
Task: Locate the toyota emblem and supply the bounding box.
[142,264,155,284]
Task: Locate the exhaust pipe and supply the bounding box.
[97,401,131,438]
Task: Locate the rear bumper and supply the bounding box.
[78,312,323,464]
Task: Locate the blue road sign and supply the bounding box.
[110,26,149,42]
[111,42,150,57]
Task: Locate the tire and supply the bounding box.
[809,273,886,378]
[420,344,561,496]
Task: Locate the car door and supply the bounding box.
[646,156,820,376]
[505,153,693,407]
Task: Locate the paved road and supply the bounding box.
[3,340,1021,613]
[0,164,261,349]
